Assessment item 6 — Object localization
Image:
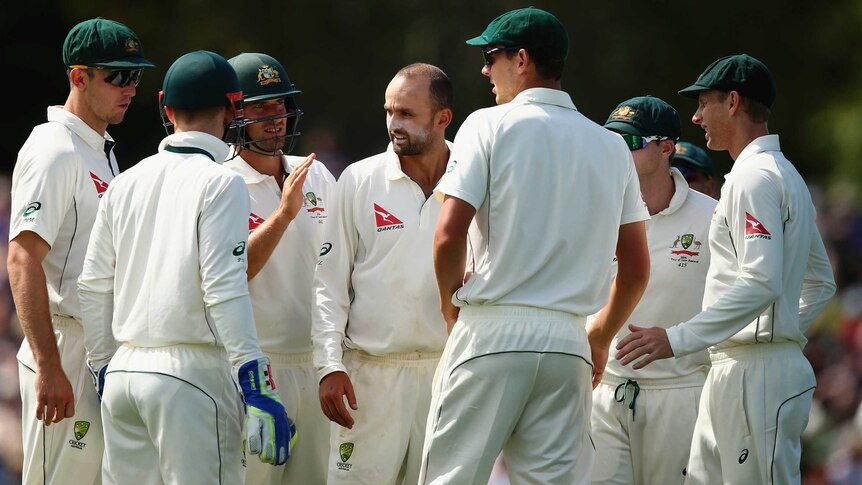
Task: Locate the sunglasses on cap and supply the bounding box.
[70,65,144,88]
[620,134,668,151]
[481,46,523,66]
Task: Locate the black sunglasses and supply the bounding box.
[71,65,144,88]
[482,46,523,66]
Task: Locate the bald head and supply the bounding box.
[394,63,453,112]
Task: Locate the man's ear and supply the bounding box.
[727,90,742,117]
[436,108,453,131]
[661,140,676,159]
[69,68,87,88]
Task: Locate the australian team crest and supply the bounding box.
[680,233,694,250]
[305,191,327,221]
[74,421,90,441]
[339,442,354,463]
[610,105,635,120]
[257,65,282,86]
[670,233,702,266]
[124,38,141,53]
[336,442,355,471]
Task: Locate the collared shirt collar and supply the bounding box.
[47,105,116,154]
[384,140,455,181]
[730,134,781,174]
[658,167,691,216]
[226,153,296,185]
[510,88,578,111]
[158,131,230,164]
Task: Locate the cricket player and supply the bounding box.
[672,141,720,200]
[616,54,837,484]
[226,51,336,485]
[590,96,716,485]
[421,7,651,484]
[8,17,154,484]
[78,50,294,484]
[312,63,453,484]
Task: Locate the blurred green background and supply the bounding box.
[3,0,862,194]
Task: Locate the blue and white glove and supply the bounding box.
[236,358,297,465]
[87,362,107,402]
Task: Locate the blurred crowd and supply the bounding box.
[0,175,23,484]
[0,172,860,484]
[800,181,862,485]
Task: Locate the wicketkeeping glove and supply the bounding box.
[236,357,297,465]
[87,362,107,402]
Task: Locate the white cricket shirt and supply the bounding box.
[78,132,259,360]
[10,106,119,319]
[436,88,649,317]
[599,168,715,384]
[667,135,836,355]
[312,144,451,380]
[225,155,336,354]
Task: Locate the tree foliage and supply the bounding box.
[3,0,860,198]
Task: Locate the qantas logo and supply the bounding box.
[374,203,404,232]
[249,213,265,231]
[744,212,772,240]
[89,172,109,196]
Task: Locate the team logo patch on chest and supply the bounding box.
[374,203,404,232]
[670,233,703,267]
[745,212,772,240]
[89,172,109,197]
[304,191,327,222]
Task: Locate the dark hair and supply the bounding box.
[739,96,771,123]
[396,63,453,111]
[716,91,771,123]
[505,48,565,81]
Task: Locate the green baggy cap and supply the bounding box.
[466,6,568,59]
[673,141,715,177]
[604,95,681,139]
[162,50,240,109]
[63,17,154,69]
[678,54,775,108]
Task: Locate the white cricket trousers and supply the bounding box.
[245,351,329,485]
[590,374,704,485]
[18,315,103,485]
[419,306,594,485]
[685,342,815,485]
[326,349,441,485]
[100,343,244,485]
